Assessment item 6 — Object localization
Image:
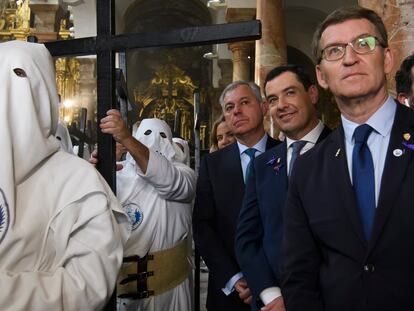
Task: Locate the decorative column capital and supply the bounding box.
[225,7,256,23]
[29,1,60,42]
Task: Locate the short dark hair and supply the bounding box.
[312,6,389,63]
[264,64,314,96]
[395,53,414,96]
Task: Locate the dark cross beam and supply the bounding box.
[45,1,260,190]
[44,1,260,309]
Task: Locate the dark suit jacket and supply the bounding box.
[235,126,331,310]
[193,135,279,311]
[282,103,414,311]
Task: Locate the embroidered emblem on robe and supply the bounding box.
[124,202,143,231]
[0,189,10,244]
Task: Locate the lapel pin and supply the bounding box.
[403,133,411,141]
[335,148,341,157]
[402,142,414,151]
[393,149,403,157]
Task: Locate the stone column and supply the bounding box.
[255,0,287,91]
[217,59,233,88]
[359,0,414,94]
[226,6,256,81]
[228,41,254,81]
[29,0,59,42]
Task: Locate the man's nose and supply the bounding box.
[233,103,242,114]
[342,44,359,65]
[277,97,289,110]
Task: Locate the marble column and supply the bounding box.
[255,0,287,91]
[226,7,256,81]
[228,41,254,81]
[217,59,233,88]
[29,1,59,42]
[359,0,414,94]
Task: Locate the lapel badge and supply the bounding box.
[273,160,283,173]
[393,149,403,157]
[267,155,283,173]
[335,148,341,157]
[402,142,414,151]
[403,133,411,141]
[266,155,277,166]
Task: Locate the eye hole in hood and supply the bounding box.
[13,68,27,77]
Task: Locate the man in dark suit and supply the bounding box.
[193,81,279,310]
[282,6,414,311]
[235,65,331,311]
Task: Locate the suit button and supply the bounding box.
[363,264,375,273]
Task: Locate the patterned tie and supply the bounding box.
[352,124,375,240]
[289,141,307,176]
[244,148,257,182]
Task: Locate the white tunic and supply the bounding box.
[0,40,130,311]
[117,150,196,311]
[0,151,129,311]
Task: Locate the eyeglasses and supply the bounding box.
[320,35,387,62]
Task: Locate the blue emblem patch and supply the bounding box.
[124,202,143,231]
[0,188,10,244]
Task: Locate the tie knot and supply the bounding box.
[244,148,257,160]
[354,124,373,144]
[291,140,307,154]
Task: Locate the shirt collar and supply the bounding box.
[286,120,324,149]
[342,95,396,144]
[237,134,268,155]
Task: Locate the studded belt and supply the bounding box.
[117,238,190,299]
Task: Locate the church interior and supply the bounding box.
[1,1,414,310]
[1,0,412,158]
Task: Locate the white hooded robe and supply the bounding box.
[0,40,130,311]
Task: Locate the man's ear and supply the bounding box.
[308,85,319,105]
[397,93,408,106]
[261,100,269,116]
[316,65,329,90]
[383,47,394,75]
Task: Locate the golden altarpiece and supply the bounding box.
[0,0,210,150]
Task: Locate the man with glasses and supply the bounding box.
[281,6,414,311]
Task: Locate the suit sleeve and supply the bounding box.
[281,168,323,311]
[193,156,241,287]
[235,162,278,299]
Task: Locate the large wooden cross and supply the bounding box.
[46,0,260,190]
[45,1,260,310]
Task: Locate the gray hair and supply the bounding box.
[219,80,263,109]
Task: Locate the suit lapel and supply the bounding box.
[225,142,245,202]
[317,125,332,143]
[266,135,280,150]
[368,104,414,253]
[330,128,368,247]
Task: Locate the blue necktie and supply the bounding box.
[289,141,307,176]
[352,124,375,240]
[244,148,257,182]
